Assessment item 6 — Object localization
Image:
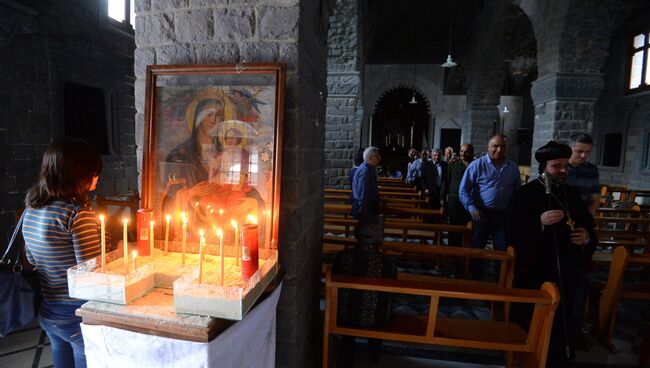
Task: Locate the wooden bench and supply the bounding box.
[323,217,458,242]
[322,265,560,368]
[324,188,422,199]
[591,247,650,350]
[594,216,650,253]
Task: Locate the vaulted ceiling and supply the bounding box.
[364,0,485,64]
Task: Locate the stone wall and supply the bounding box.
[0,0,136,239]
[593,7,650,190]
[133,0,330,365]
[324,0,363,187]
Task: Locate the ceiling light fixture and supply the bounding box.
[441,2,457,68]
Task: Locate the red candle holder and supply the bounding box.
[240,224,259,280]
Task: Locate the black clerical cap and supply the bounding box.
[534,141,572,164]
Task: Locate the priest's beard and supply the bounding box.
[551,172,568,184]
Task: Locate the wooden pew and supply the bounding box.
[594,216,650,253]
[323,216,456,242]
[591,247,650,351]
[324,188,421,199]
[322,265,560,368]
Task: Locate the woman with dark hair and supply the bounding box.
[23,137,103,368]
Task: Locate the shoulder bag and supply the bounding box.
[0,212,41,337]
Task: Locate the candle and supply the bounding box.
[241,223,259,281]
[217,228,224,286]
[132,250,138,272]
[231,219,239,266]
[198,229,205,283]
[164,214,170,255]
[123,218,129,274]
[149,220,155,257]
[99,214,106,271]
[181,213,187,265]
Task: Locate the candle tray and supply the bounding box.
[67,250,155,305]
[173,249,278,320]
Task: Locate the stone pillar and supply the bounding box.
[133,1,329,366]
[325,0,363,187]
[530,72,604,173]
[462,104,499,152]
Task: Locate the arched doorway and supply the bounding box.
[371,87,429,176]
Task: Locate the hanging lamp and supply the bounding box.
[441,2,457,68]
[409,63,418,104]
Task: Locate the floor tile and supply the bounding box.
[0,328,41,355]
[0,348,36,368]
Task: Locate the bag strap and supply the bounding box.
[1,211,26,266]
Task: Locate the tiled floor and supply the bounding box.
[0,325,52,368]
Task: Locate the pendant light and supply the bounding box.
[441,2,457,68]
[409,64,418,104]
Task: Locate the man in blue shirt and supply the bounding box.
[406,149,428,186]
[460,134,521,254]
[567,133,600,214]
[352,147,381,219]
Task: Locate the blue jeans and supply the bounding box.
[39,316,86,368]
[471,209,508,279]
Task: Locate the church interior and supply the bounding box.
[1,0,650,367]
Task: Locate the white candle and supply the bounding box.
[231,219,239,266]
[164,214,170,255]
[198,229,205,284]
[123,218,128,274]
[217,228,224,286]
[149,220,155,257]
[99,215,106,271]
[181,214,187,265]
[132,250,138,272]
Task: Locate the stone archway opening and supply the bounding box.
[499,5,538,165]
[371,87,430,176]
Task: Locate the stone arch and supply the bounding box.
[372,84,432,116]
[362,64,444,148]
[461,3,537,160]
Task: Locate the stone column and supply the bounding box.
[530,72,604,173]
[462,104,500,151]
[325,0,363,187]
[134,1,329,366]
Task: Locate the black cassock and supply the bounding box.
[508,179,596,365]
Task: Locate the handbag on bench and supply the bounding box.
[0,212,41,337]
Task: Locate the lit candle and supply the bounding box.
[217,228,224,286]
[123,218,129,274]
[164,214,171,255]
[149,220,155,257]
[99,214,106,270]
[181,213,187,265]
[231,219,239,266]
[198,229,205,283]
[132,250,138,271]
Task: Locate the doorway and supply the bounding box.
[371,87,429,176]
[439,128,461,153]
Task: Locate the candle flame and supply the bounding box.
[210,209,214,214]
[230,219,237,229]
[132,250,138,258]
[199,229,204,237]
[123,218,128,224]
[219,209,224,215]
[194,201,199,207]
[182,215,187,224]
[165,214,171,222]
[246,214,258,224]
[217,228,223,237]
[99,214,105,221]
[150,220,154,226]
[207,205,211,209]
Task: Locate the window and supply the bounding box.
[64,82,110,155]
[108,0,135,27]
[601,133,623,167]
[628,30,650,91]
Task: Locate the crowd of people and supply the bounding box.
[349,133,600,367]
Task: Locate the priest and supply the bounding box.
[508,141,596,367]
